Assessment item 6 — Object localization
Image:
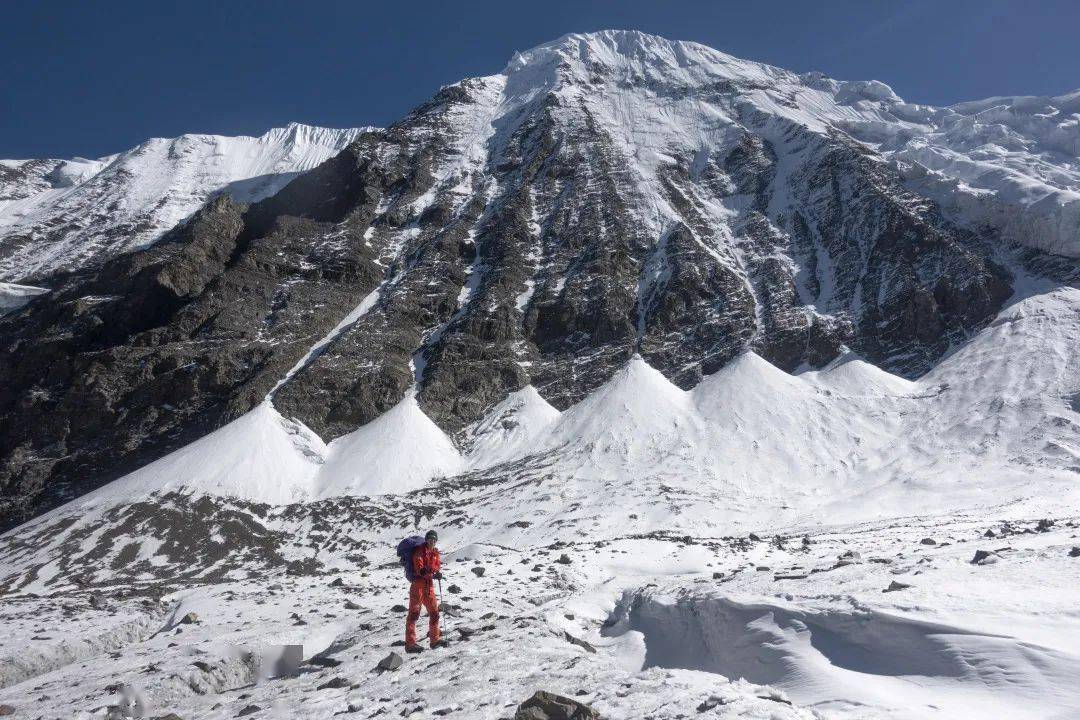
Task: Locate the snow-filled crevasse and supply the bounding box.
[0,608,163,689]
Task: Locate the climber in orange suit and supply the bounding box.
[405,529,448,651]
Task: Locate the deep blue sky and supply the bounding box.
[3,0,1077,159]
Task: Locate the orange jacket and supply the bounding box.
[411,545,441,581]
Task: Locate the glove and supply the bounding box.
[433,571,443,580]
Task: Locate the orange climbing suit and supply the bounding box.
[405,545,441,647]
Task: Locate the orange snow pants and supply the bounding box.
[405,579,440,646]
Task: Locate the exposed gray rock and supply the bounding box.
[514,690,600,720]
[562,631,596,653]
[375,652,403,672]
[316,676,349,690]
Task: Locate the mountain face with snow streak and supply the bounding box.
[0,123,367,282]
[0,29,1076,530]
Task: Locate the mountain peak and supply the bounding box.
[504,29,781,89]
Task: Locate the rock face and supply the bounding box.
[1,30,1074,530]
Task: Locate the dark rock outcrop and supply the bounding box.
[514,690,600,720]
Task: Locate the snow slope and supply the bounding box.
[0,123,367,280]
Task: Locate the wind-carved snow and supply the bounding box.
[0,123,368,280]
[614,590,1080,719]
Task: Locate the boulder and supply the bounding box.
[471,566,486,577]
[375,652,403,672]
[316,676,350,690]
[514,690,600,720]
[1069,547,1080,558]
[919,538,936,545]
[883,580,912,592]
[178,612,199,625]
[971,550,999,565]
[555,554,572,565]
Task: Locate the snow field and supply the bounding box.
[2,513,1077,718]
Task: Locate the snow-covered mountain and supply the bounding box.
[0,123,368,281]
[1,30,1079,720]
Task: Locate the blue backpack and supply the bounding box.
[396,536,426,581]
